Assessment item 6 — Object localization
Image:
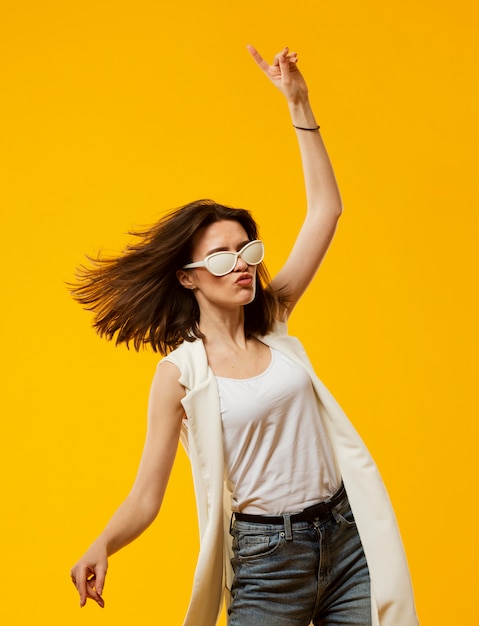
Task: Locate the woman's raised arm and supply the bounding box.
[247,45,343,319]
[70,361,185,608]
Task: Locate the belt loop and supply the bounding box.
[229,512,235,534]
[282,513,293,541]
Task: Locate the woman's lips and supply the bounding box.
[235,273,253,286]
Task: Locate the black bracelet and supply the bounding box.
[293,124,320,131]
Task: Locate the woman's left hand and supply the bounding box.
[247,45,308,104]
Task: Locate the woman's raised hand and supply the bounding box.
[70,544,108,608]
[247,45,309,104]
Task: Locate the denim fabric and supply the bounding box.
[228,495,371,626]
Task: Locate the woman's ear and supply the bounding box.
[176,269,196,290]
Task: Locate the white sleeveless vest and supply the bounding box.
[162,321,419,626]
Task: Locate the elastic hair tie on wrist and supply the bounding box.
[293,124,320,131]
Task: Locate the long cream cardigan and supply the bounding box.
[162,322,419,626]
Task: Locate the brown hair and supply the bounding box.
[70,199,285,353]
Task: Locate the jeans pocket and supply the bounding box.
[234,529,283,561]
[335,498,357,526]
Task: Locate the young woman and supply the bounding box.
[70,46,418,626]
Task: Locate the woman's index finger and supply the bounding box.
[246,45,270,72]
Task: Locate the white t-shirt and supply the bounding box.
[216,347,341,515]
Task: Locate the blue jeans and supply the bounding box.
[228,495,371,626]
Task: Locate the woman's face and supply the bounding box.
[178,220,258,312]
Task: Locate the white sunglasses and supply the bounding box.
[183,240,264,277]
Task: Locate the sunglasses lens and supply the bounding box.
[207,252,237,276]
[241,241,264,265]
[204,241,264,276]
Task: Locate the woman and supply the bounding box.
[70,46,418,625]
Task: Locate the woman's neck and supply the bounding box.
[198,307,247,350]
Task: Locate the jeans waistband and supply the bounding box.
[234,482,346,526]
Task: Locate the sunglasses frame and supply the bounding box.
[182,239,264,277]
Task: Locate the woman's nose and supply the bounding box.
[234,255,248,271]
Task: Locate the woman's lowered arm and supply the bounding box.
[70,361,185,608]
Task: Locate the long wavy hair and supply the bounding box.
[70,199,285,354]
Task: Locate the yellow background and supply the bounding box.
[1,1,478,624]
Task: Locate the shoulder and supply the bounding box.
[270,320,288,336]
[258,319,289,342]
[261,321,311,362]
[149,358,186,417]
[159,338,209,392]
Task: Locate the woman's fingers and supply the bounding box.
[86,575,105,608]
[71,548,109,608]
[248,44,299,82]
[70,565,84,606]
[246,44,269,73]
[273,46,289,66]
[71,564,105,608]
[278,50,292,81]
[93,562,107,598]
